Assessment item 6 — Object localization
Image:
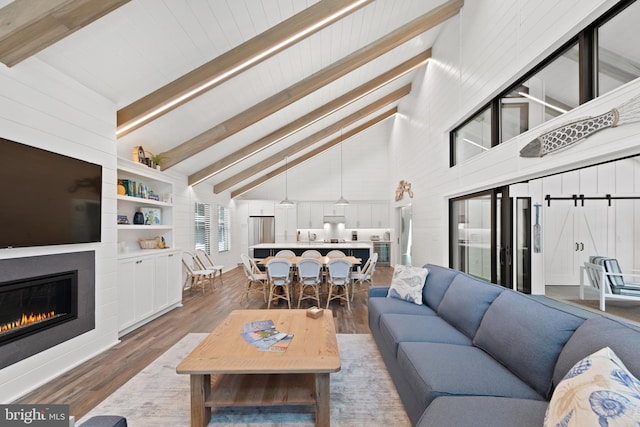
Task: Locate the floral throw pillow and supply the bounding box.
[544,346,640,427]
[386,265,428,305]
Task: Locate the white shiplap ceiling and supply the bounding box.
[24,0,458,195]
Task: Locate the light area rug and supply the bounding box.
[79,333,411,426]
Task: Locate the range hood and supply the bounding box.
[323,215,345,224]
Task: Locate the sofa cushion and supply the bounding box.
[423,264,460,311]
[379,314,472,358]
[397,342,543,413]
[416,396,548,427]
[552,316,640,390]
[437,274,503,338]
[473,291,584,398]
[545,347,640,427]
[368,292,437,330]
[387,265,429,304]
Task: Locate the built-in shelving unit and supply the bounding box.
[116,159,182,336]
[117,159,174,253]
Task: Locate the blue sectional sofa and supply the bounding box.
[368,264,640,426]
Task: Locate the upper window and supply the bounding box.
[451,106,492,165]
[597,0,640,96]
[500,43,579,143]
[218,206,230,253]
[450,0,637,166]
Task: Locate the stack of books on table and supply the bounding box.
[240,320,293,352]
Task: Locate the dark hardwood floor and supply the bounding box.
[14,264,394,419]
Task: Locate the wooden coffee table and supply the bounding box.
[176,309,341,427]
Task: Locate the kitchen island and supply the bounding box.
[250,242,373,263]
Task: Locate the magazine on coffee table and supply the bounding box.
[242,319,275,333]
[240,319,293,351]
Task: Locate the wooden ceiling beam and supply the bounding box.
[190,50,430,186]
[0,0,130,67]
[230,107,397,199]
[215,85,406,193]
[116,0,373,137]
[216,85,408,193]
[160,0,463,170]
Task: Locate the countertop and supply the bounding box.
[249,242,373,249]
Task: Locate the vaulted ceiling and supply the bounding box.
[0,0,464,197]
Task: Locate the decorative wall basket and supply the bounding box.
[395,180,414,201]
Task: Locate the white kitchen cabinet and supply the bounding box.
[249,201,275,216]
[371,202,389,228]
[275,205,298,243]
[323,203,345,216]
[117,249,182,336]
[297,202,311,228]
[297,202,323,228]
[345,204,372,228]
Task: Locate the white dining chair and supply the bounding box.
[326,250,346,258]
[275,250,296,258]
[266,258,293,309]
[301,250,322,258]
[326,257,352,309]
[296,257,323,308]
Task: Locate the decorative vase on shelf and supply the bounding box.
[133,212,145,225]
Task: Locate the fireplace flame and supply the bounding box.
[0,311,56,332]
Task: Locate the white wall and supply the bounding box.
[390,0,640,292]
[239,119,392,201]
[0,58,119,402]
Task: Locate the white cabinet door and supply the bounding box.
[133,257,155,320]
[371,202,389,228]
[544,203,609,285]
[358,204,372,228]
[297,202,311,228]
[165,251,183,305]
[323,203,344,216]
[154,253,170,311]
[344,204,359,228]
[117,258,137,331]
[309,203,324,228]
[249,201,275,216]
[275,205,297,242]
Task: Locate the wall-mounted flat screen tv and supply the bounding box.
[0,137,102,248]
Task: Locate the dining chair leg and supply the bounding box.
[267,284,275,309]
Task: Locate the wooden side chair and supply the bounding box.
[266,258,293,309]
[326,257,352,309]
[240,254,267,304]
[181,251,214,295]
[296,257,323,308]
[350,252,378,301]
[195,248,224,286]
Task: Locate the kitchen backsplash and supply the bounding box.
[298,227,391,242]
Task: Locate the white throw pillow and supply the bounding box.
[387,265,428,305]
[545,346,640,427]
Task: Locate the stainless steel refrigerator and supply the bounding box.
[248,216,275,255]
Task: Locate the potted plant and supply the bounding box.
[149,152,167,170]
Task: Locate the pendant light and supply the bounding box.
[280,156,294,206]
[336,129,349,205]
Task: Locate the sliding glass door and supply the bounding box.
[450,187,512,287]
